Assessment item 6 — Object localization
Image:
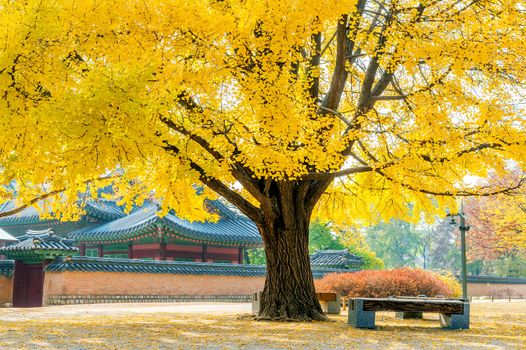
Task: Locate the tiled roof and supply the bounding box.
[83,200,125,221]
[0,229,79,254]
[45,256,344,278]
[465,275,526,284]
[0,201,54,226]
[0,228,17,242]
[68,202,263,246]
[310,249,363,269]
[0,199,125,226]
[0,260,14,277]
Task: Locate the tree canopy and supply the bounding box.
[0,0,524,222]
[1,0,525,320]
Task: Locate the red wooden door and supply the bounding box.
[12,262,44,307]
[25,264,44,307]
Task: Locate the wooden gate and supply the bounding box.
[12,261,44,307]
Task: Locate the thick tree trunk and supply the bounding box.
[256,182,328,321]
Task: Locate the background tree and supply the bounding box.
[424,219,461,272]
[247,220,385,269]
[464,195,526,258]
[310,221,385,269]
[362,212,525,276]
[336,225,386,270]
[366,220,422,268]
[0,0,525,320]
[308,220,345,253]
[363,217,463,272]
[462,176,526,276]
[245,248,267,266]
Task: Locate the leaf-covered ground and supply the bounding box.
[0,300,524,349]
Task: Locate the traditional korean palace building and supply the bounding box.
[0,198,262,264]
[0,195,367,307]
[0,230,355,307]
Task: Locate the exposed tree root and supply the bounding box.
[255,310,330,322]
[236,313,257,320]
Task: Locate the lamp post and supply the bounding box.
[447,204,470,301]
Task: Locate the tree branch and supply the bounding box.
[162,142,262,221]
[322,14,349,111]
[301,165,374,180]
[307,31,322,101]
[371,94,407,101]
[0,175,118,218]
[165,92,269,209]
[159,115,226,162]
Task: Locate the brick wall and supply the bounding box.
[43,271,265,305]
[0,275,12,305]
[468,282,526,298]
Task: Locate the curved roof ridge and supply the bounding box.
[0,197,126,226]
[67,204,160,241]
[68,202,262,246]
[0,230,78,257]
[161,211,261,245]
[45,256,347,278]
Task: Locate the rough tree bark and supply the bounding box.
[255,181,330,321]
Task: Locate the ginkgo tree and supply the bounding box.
[1,0,525,320]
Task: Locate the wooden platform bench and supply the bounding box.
[252,291,341,315]
[348,297,469,330]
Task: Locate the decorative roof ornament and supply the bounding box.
[0,229,79,263]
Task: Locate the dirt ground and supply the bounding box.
[0,300,524,349]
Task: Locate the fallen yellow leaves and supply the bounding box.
[0,301,524,349]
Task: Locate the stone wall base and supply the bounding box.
[45,294,252,305]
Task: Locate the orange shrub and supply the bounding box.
[316,268,455,298]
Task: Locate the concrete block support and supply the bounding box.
[348,299,376,329]
[439,302,470,330]
[327,296,341,314]
[320,293,341,314]
[252,291,262,314]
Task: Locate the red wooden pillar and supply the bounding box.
[128,242,133,259]
[238,247,244,264]
[97,244,104,257]
[201,244,207,262]
[79,243,86,256]
[160,241,167,260]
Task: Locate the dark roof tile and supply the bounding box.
[0,229,79,253]
[45,256,347,278]
[310,249,363,269]
[0,199,125,226]
[68,201,263,246]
